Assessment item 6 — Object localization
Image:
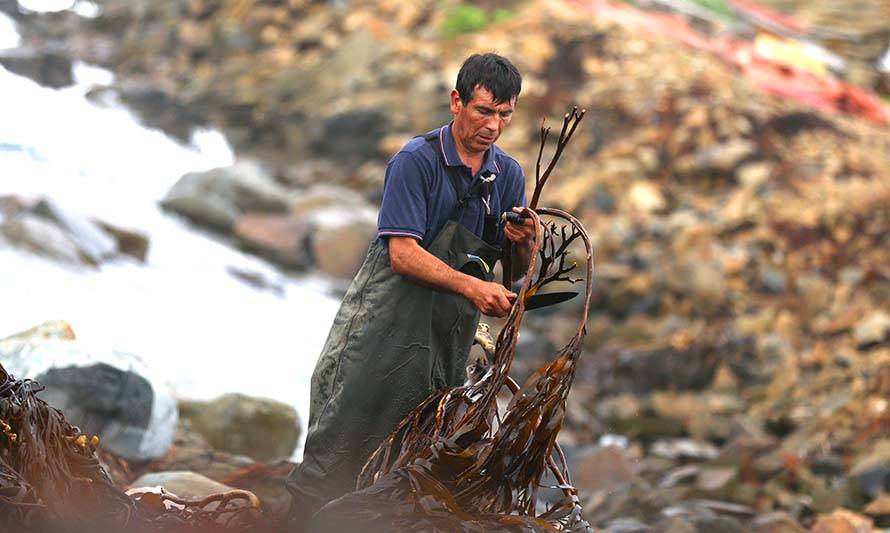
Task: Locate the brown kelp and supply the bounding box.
[309,109,593,532]
[0,364,268,532]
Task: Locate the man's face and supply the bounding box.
[450,85,516,155]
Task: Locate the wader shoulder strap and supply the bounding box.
[422,131,491,218]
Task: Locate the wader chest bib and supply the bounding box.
[288,132,502,508]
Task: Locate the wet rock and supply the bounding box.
[0,320,76,343]
[160,161,290,232]
[178,393,300,462]
[810,455,845,479]
[33,198,118,265]
[233,212,311,270]
[0,46,73,88]
[93,219,150,262]
[0,337,177,461]
[0,212,85,265]
[307,205,378,279]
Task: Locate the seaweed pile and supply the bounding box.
[0,364,272,533]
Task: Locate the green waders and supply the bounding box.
[286,218,501,514]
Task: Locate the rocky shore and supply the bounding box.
[2,0,889,531]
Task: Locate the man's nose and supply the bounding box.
[484,116,500,132]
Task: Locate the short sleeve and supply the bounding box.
[377,151,429,242]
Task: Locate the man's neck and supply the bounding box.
[450,126,485,175]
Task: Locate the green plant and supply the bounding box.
[442,5,488,37]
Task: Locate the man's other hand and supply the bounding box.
[463,279,516,317]
[504,206,535,244]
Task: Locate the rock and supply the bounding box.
[695,466,738,494]
[850,439,890,499]
[289,183,370,217]
[758,264,787,294]
[751,511,806,533]
[735,162,772,187]
[0,46,73,88]
[0,320,75,343]
[128,471,236,500]
[32,199,118,265]
[178,393,300,462]
[863,494,890,518]
[312,109,390,165]
[233,212,311,269]
[0,212,85,265]
[810,456,845,479]
[627,181,666,213]
[810,509,874,533]
[572,445,637,495]
[0,337,177,461]
[602,517,650,532]
[307,205,378,279]
[93,219,150,262]
[853,311,890,348]
[160,161,290,232]
[651,439,719,461]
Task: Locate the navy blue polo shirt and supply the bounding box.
[376,123,527,249]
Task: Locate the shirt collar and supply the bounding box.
[440,123,501,176]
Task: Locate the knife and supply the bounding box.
[523,291,578,311]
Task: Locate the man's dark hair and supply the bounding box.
[455,53,522,105]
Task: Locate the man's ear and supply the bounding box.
[450,89,462,115]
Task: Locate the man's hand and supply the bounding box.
[504,207,536,245]
[462,278,516,317]
[389,236,515,317]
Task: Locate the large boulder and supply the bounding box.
[0,46,73,88]
[232,212,311,270]
[160,161,290,232]
[178,393,300,462]
[0,326,177,462]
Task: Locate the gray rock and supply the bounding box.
[178,393,300,462]
[603,518,651,532]
[0,212,84,265]
[161,161,290,232]
[0,338,177,461]
[32,199,118,265]
[651,439,719,461]
[758,264,787,294]
[0,46,73,88]
[312,109,390,164]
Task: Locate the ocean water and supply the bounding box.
[0,13,340,460]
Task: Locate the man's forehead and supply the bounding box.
[470,85,516,108]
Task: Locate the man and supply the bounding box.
[287,53,535,522]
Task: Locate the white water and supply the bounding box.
[0,13,340,460]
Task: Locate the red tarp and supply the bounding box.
[570,0,890,125]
